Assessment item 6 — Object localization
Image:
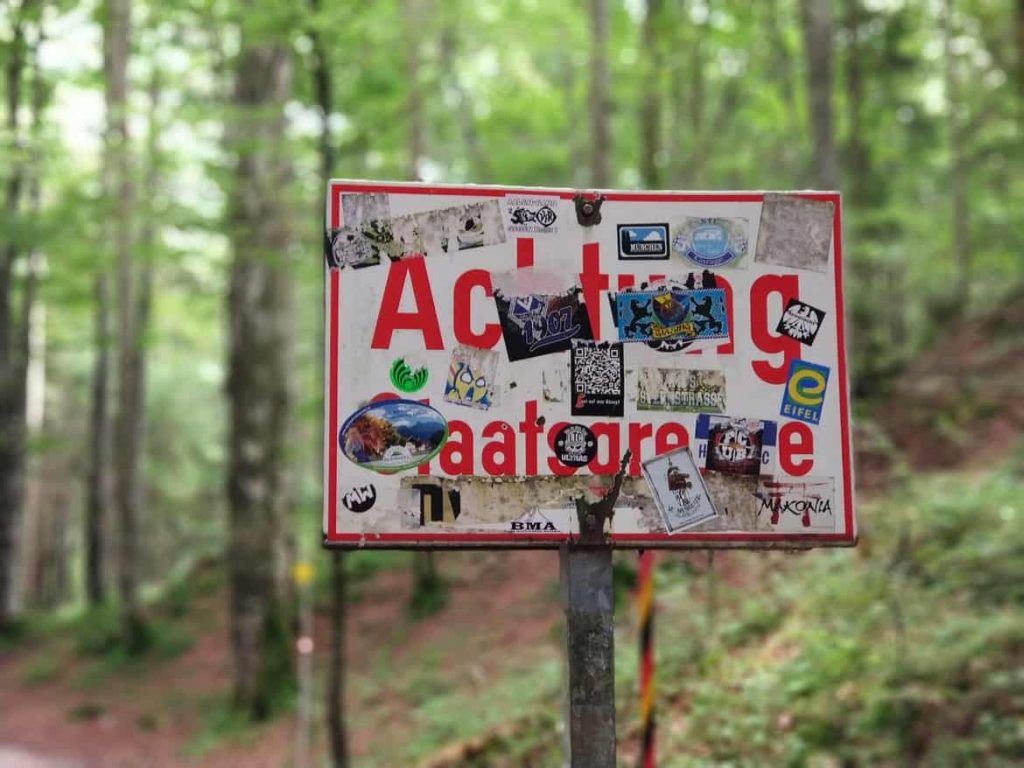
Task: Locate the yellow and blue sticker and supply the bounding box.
[780,359,830,425]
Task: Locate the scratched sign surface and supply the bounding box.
[324,182,855,548]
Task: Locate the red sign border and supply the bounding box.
[324,182,855,549]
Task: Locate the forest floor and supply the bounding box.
[2,292,1022,767]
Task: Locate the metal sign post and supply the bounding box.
[562,544,616,767]
[322,181,856,765]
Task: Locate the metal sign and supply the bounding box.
[323,182,855,549]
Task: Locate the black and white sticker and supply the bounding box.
[776,298,825,345]
[552,424,598,467]
[341,484,377,513]
[571,340,624,417]
[504,195,559,235]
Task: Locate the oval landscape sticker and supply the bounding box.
[339,399,449,474]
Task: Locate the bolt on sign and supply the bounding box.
[323,182,855,548]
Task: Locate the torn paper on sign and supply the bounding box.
[754,194,834,273]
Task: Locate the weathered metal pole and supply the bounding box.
[560,450,630,768]
[561,545,616,767]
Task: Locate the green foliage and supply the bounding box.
[20,654,61,685]
[247,603,297,721]
[408,560,450,620]
[656,468,1024,766]
[184,695,262,757]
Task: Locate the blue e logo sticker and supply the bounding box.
[780,360,830,425]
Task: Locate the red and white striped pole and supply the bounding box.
[637,550,656,768]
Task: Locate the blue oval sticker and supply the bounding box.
[339,399,449,474]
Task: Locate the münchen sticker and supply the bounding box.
[618,224,669,260]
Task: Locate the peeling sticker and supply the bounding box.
[780,359,830,425]
[444,346,498,410]
[542,365,567,402]
[636,368,726,413]
[570,340,624,417]
[776,298,825,346]
[756,476,835,532]
[755,193,834,273]
[671,217,749,269]
[339,400,449,474]
[390,357,429,393]
[413,482,462,524]
[642,447,717,533]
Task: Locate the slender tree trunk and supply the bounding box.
[104,0,146,651]
[589,0,611,187]
[308,0,350,760]
[639,0,663,188]
[438,0,490,180]
[843,0,869,206]
[403,0,424,180]
[226,9,295,718]
[943,0,970,294]
[86,271,111,606]
[800,0,839,189]
[0,2,32,629]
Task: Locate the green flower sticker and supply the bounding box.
[389,358,429,393]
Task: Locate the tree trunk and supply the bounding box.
[639,0,663,188]
[943,0,970,294]
[226,11,295,718]
[308,0,350,759]
[104,0,146,652]
[800,0,839,189]
[843,0,870,206]
[0,1,32,629]
[403,0,425,180]
[589,0,611,187]
[85,270,111,607]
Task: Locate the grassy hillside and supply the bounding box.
[421,462,1024,767]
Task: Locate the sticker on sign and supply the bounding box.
[323,181,855,549]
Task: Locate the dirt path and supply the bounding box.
[0,550,561,767]
[0,748,82,768]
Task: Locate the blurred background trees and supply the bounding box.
[0,0,1020,765]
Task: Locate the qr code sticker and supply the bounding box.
[571,341,624,417]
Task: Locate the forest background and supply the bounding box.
[0,0,1021,766]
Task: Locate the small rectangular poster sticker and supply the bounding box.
[755,193,834,273]
[493,288,594,362]
[642,447,718,533]
[570,340,624,417]
[444,346,499,410]
[780,359,830,425]
[755,476,836,532]
[695,414,777,476]
[615,288,729,343]
[637,367,726,413]
[617,224,669,259]
[503,195,560,235]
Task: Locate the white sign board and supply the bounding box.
[323,182,855,548]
